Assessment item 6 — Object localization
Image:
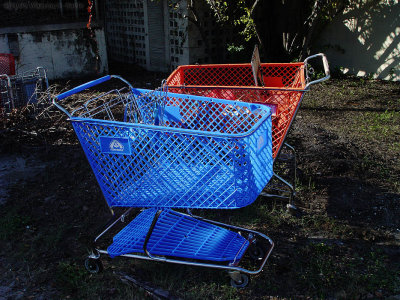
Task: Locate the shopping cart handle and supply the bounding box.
[53,75,135,118]
[56,75,112,101]
[304,53,330,89]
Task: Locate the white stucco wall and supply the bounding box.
[0,23,108,79]
[316,1,399,81]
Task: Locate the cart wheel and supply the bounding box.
[84,258,103,274]
[230,273,249,288]
[286,203,298,216]
[248,244,264,261]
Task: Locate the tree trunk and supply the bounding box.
[254,0,308,61]
[300,0,326,60]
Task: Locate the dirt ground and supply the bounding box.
[0,69,399,299]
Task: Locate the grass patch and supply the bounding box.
[56,261,137,299]
[296,242,340,295]
[296,175,317,193]
[358,154,400,192]
[300,214,345,234]
[56,261,88,294]
[358,110,400,140]
[359,250,399,292]
[125,260,241,300]
[295,244,400,297]
[0,209,32,240]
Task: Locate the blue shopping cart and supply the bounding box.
[1,67,49,114]
[54,75,275,287]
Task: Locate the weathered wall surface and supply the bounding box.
[0,23,108,79]
[316,1,399,81]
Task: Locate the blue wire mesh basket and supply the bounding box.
[70,87,273,209]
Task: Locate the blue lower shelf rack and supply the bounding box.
[108,209,249,263]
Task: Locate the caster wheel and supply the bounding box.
[84,258,103,274]
[286,204,298,216]
[230,273,249,288]
[249,244,264,261]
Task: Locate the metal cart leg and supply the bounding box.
[261,142,298,213]
[282,143,298,213]
[84,208,134,274]
[143,210,162,258]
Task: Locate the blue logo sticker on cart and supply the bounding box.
[99,137,131,155]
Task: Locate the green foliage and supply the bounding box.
[226,43,249,63]
[203,0,385,60]
[232,0,257,41]
[205,0,257,42]
[205,0,229,22]
[227,43,244,53]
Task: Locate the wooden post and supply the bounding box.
[74,0,79,18]
[59,0,63,17]
[95,0,100,20]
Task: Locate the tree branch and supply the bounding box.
[250,0,263,48]
[300,0,328,60]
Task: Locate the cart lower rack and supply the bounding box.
[54,75,275,287]
[107,208,249,261]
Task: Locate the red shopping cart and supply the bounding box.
[166,53,330,208]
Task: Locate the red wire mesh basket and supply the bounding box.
[166,63,306,159]
[0,54,15,76]
[166,53,330,159]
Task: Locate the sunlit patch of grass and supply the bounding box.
[358,110,400,139]
[390,142,400,152]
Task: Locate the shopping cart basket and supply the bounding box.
[166,53,330,207]
[0,67,49,114]
[53,75,275,287]
[0,53,15,75]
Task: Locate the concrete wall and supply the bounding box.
[0,23,108,79]
[316,1,399,81]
